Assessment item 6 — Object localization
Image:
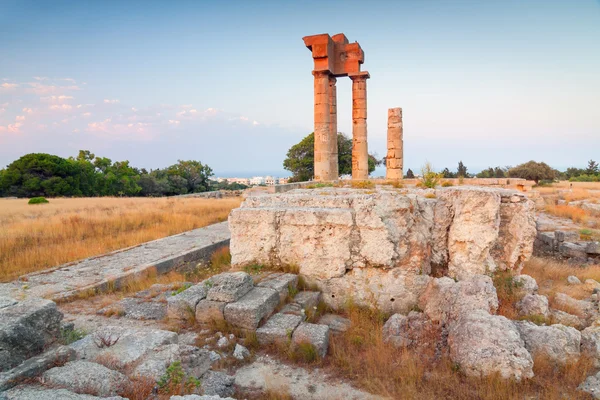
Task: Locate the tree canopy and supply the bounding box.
[0,151,215,198]
[508,161,555,183]
[283,132,380,182]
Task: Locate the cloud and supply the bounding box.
[7,122,22,133]
[22,108,33,114]
[168,119,180,125]
[27,81,80,95]
[33,77,48,81]
[1,83,18,89]
[103,99,120,104]
[0,108,5,114]
[15,115,25,121]
[41,95,74,103]
[82,112,92,117]
[253,121,259,125]
[49,104,73,111]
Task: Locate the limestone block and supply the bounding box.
[293,291,321,310]
[513,274,539,294]
[581,326,600,366]
[292,323,330,358]
[382,312,438,350]
[516,294,549,317]
[257,273,298,302]
[0,386,126,400]
[418,275,498,324]
[70,326,178,367]
[0,298,63,372]
[559,242,588,259]
[516,321,581,365]
[587,242,600,255]
[100,297,166,320]
[206,272,254,303]
[201,370,235,398]
[317,314,351,333]
[256,313,303,345]
[42,361,129,397]
[448,311,533,380]
[195,299,226,324]
[167,284,208,320]
[223,287,280,330]
[0,346,75,392]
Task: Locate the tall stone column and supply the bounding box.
[386,107,403,180]
[313,70,331,181]
[350,72,369,180]
[328,76,338,179]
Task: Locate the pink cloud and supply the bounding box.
[103,99,119,104]
[1,83,18,89]
[22,108,33,114]
[15,115,25,121]
[49,104,73,111]
[41,95,74,103]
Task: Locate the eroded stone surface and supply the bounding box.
[206,272,253,303]
[256,313,303,345]
[516,322,581,365]
[256,273,298,302]
[223,287,279,330]
[0,298,63,372]
[292,322,330,359]
[42,361,129,397]
[0,386,125,400]
[517,294,549,318]
[448,311,533,380]
[167,284,208,320]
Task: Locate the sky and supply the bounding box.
[0,0,599,177]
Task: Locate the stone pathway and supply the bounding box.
[0,222,230,302]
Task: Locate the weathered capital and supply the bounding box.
[349,71,370,81]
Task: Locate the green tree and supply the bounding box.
[167,160,213,193]
[283,132,379,182]
[442,168,456,178]
[586,160,599,175]
[508,161,555,184]
[0,153,81,197]
[405,168,415,179]
[457,161,468,178]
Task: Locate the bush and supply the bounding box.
[441,181,453,187]
[28,197,49,204]
[419,162,443,189]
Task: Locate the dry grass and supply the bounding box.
[319,302,595,400]
[551,181,600,190]
[544,204,590,224]
[0,196,241,281]
[522,257,600,300]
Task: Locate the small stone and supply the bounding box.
[217,336,229,349]
[292,322,330,359]
[568,276,582,285]
[513,275,539,294]
[206,272,254,303]
[279,302,306,319]
[200,370,235,398]
[587,279,600,291]
[256,313,303,345]
[209,351,222,362]
[228,334,235,340]
[233,344,250,360]
[516,294,549,318]
[318,314,351,333]
[579,371,600,399]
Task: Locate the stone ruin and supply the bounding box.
[229,186,537,313]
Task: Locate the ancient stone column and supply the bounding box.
[386,107,403,180]
[313,70,332,181]
[350,72,370,180]
[328,76,339,179]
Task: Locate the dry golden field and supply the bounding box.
[0,196,241,282]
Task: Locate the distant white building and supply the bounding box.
[265,176,275,186]
[250,176,265,186]
[278,177,289,185]
[227,177,250,186]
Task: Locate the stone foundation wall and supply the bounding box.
[229,187,537,313]
[534,230,600,263]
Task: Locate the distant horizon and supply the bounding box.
[1,1,598,174]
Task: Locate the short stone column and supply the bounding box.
[313,70,332,181]
[386,107,403,180]
[328,76,339,179]
[349,72,369,180]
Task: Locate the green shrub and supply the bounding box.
[441,181,453,187]
[59,327,86,345]
[28,197,49,204]
[419,162,443,189]
[157,361,200,395]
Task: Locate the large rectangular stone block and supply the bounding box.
[223,287,280,330]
